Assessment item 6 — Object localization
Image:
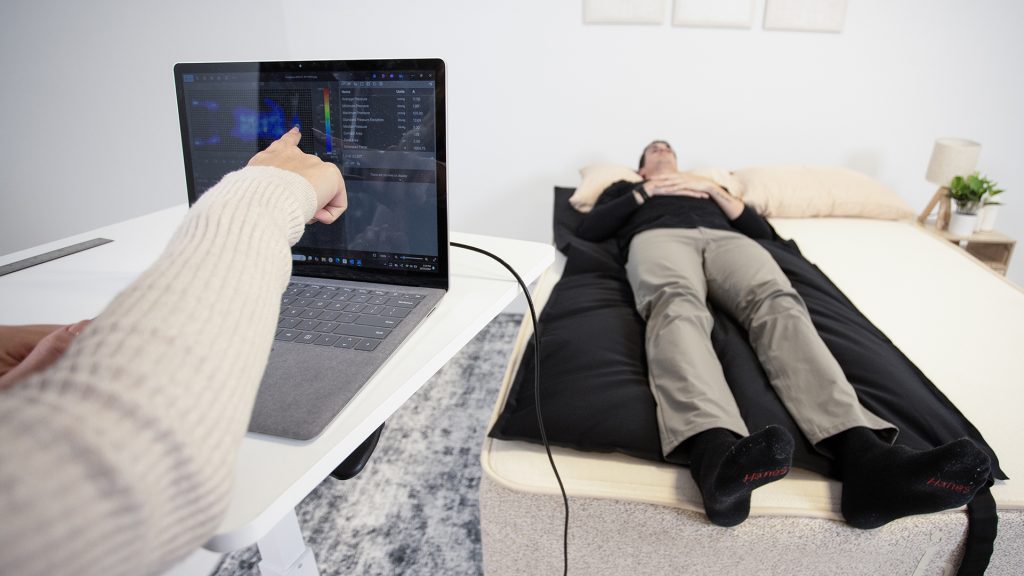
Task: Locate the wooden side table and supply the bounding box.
[923,225,1016,275]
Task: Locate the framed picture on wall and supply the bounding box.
[583,0,666,24]
[672,0,755,29]
[763,0,848,33]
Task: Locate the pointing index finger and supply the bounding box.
[279,125,302,147]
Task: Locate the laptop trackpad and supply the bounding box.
[249,343,384,441]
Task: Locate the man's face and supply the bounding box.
[640,141,677,177]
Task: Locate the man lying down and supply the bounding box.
[576,140,991,528]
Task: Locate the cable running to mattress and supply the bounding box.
[451,242,569,576]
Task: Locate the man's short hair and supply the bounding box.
[639,140,674,169]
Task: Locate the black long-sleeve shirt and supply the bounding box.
[577,180,773,256]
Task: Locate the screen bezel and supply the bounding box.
[173,58,448,291]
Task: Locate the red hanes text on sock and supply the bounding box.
[743,467,789,483]
[926,477,972,494]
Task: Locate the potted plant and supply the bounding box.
[947,172,999,236]
[978,180,1005,232]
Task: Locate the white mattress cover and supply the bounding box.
[482,218,1023,520]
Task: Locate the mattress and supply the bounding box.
[479,218,1023,575]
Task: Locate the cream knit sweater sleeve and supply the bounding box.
[0,166,317,576]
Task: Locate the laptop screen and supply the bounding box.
[174,59,448,290]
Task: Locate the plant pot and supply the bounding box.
[978,204,1000,232]
[954,199,982,216]
[948,211,978,237]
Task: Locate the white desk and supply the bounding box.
[0,205,554,574]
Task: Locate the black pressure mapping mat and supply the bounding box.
[489,186,1005,575]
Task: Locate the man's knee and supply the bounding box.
[735,279,806,325]
[648,281,707,312]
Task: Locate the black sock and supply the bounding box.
[687,426,795,527]
[823,427,992,529]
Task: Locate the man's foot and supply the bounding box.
[823,427,992,529]
[839,438,991,529]
[688,426,794,527]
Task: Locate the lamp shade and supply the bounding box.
[925,138,981,186]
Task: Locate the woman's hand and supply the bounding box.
[0,321,90,390]
[248,127,348,224]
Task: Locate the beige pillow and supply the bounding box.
[569,164,642,213]
[733,165,915,220]
[569,164,744,213]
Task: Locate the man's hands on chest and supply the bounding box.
[642,172,713,198]
[640,172,745,219]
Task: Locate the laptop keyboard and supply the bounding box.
[274,282,424,352]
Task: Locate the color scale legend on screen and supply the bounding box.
[323,88,332,152]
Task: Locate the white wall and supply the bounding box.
[3,0,1023,284]
[0,0,289,256]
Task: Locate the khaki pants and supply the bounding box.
[626,227,895,457]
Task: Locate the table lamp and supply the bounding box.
[918,138,981,229]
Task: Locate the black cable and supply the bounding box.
[451,242,569,576]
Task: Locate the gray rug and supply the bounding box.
[213,314,522,576]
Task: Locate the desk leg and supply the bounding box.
[257,509,320,576]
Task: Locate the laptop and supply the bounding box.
[174,59,448,440]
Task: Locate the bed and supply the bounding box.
[478,168,1023,575]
